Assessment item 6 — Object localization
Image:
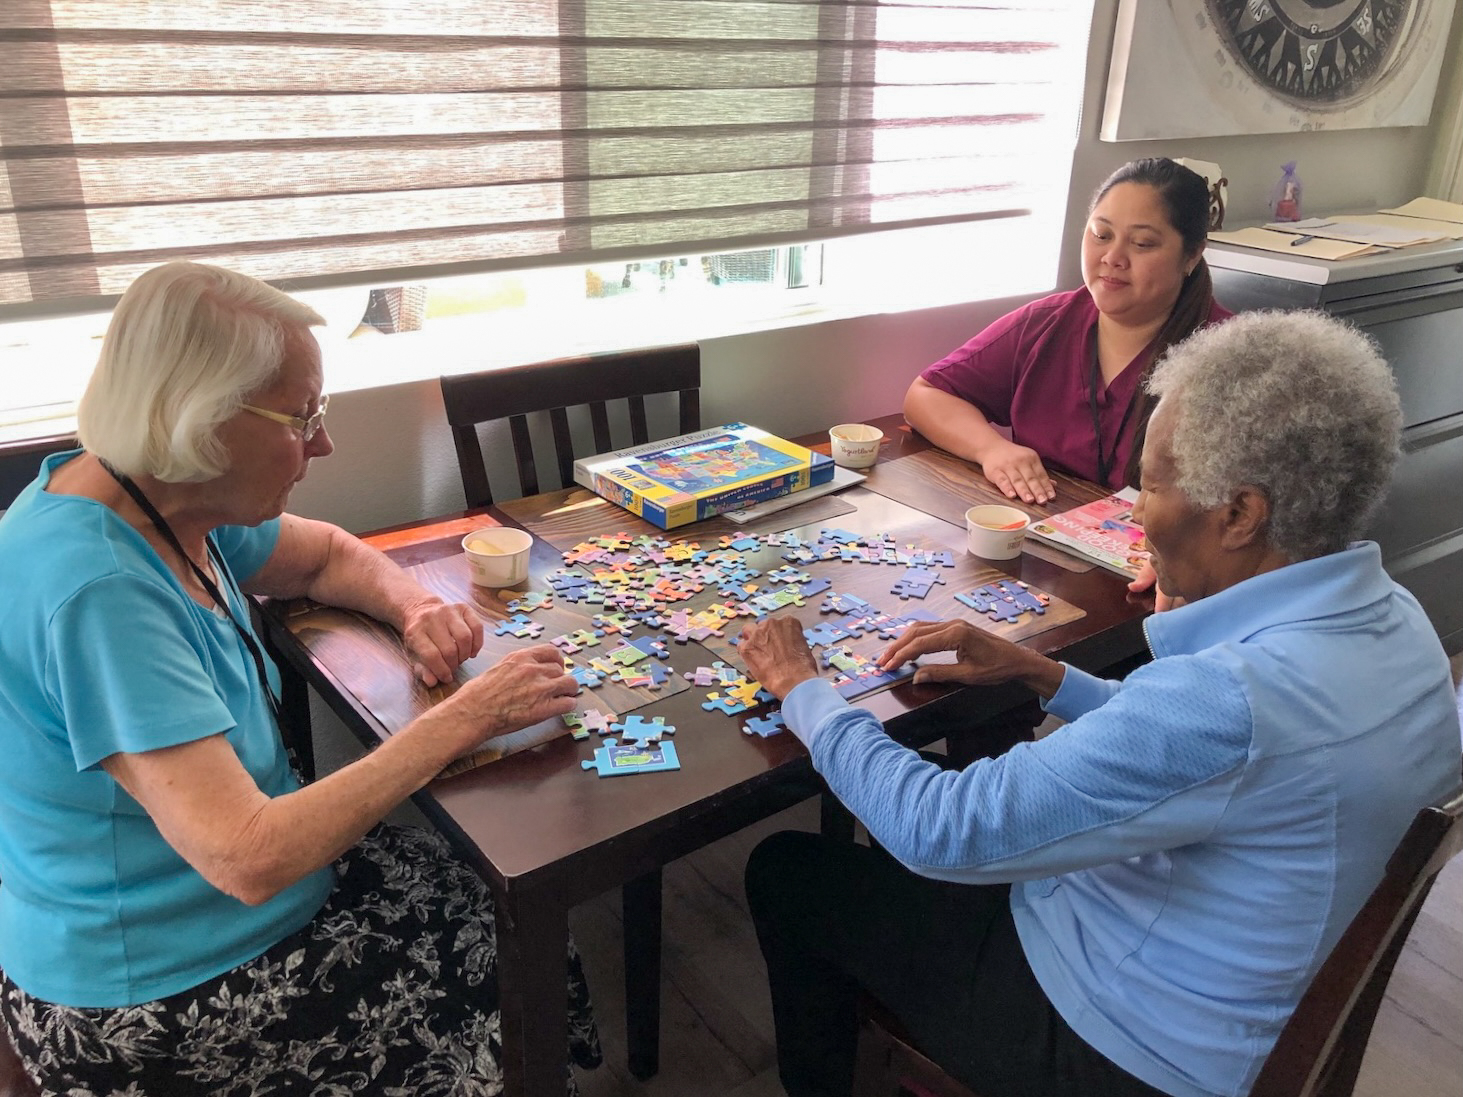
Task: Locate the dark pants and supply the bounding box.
[744,830,1169,1097]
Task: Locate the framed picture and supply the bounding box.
[1100,0,1457,141]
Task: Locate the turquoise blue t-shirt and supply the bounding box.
[0,451,333,1007]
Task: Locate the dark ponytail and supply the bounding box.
[1090,158,1217,487]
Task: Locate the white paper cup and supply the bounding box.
[828,423,884,469]
[965,504,1030,560]
[461,527,534,587]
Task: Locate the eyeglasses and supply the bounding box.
[241,394,330,442]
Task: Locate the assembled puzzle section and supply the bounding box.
[582,738,681,777]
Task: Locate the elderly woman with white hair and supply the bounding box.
[738,309,1463,1097]
[0,262,600,1094]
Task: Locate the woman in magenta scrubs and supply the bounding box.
[904,158,1231,508]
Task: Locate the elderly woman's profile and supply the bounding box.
[0,262,600,1094]
[738,309,1463,1097]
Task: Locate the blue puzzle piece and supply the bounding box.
[798,577,832,598]
[644,660,674,688]
[627,634,672,660]
[820,591,874,616]
[493,613,544,638]
[568,664,604,690]
[831,661,917,700]
[820,528,862,544]
[609,714,676,744]
[890,567,945,600]
[581,738,681,777]
[803,620,856,648]
[743,711,787,738]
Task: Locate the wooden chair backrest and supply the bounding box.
[852,996,983,1097]
[0,432,77,510]
[850,784,1463,1097]
[1251,783,1463,1097]
[439,344,700,508]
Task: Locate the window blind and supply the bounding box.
[0,0,1090,307]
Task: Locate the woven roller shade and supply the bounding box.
[0,0,1089,306]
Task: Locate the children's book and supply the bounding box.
[573,423,835,530]
[1026,487,1150,579]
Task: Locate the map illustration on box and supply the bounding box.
[574,423,835,529]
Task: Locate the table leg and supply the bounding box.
[497,886,570,1097]
[623,868,663,1079]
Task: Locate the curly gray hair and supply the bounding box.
[1146,310,1401,561]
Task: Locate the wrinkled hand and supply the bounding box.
[878,619,1058,694]
[401,598,485,686]
[446,645,579,745]
[976,438,1054,505]
[738,616,820,701]
[1126,560,1181,613]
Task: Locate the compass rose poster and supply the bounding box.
[1100,0,1456,140]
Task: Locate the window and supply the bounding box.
[0,1,1091,425]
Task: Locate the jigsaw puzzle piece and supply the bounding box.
[609,714,677,744]
[493,613,544,639]
[702,692,752,716]
[743,711,787,738]
[581,738,682,777]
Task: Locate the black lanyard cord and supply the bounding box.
[1088,334,1139,488]
[100,460,282,727]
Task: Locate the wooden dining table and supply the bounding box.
[256,413,1154,1097]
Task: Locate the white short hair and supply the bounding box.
[78,262,324,482]
[1147,310,1401,561]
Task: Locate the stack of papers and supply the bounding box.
[1208,228,1381,261]
[1212,197,1463,261]
[1382,197,1463,224]
[1262,218,1449,248]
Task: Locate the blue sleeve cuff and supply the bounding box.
[1042,663,1121,722]
[782,677,851,750]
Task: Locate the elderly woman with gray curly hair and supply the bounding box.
[0,262,600,1095]
[737,309,1463,1097]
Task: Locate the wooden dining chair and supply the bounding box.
[439,343,700,508]
[438,343,699,1079]
[852,784,1463,1097]
[1250,783,1463,1096]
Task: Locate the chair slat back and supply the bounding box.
[1250,785,1463,1097]
[1,433,78,510]
[440,344,700,508]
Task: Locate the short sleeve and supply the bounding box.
[212,518,281,585]
[47,574,237,771]
[918,306,1031,425]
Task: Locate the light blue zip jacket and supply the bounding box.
[782,542,1461,1097]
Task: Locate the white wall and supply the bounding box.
[288,0,1462,534]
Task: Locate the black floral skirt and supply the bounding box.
[1,824,600,1096]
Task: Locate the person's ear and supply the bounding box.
[1218,485,1270,549]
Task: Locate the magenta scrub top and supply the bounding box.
[919,288,1232,489]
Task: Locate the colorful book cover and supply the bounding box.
[573,423,835,529]
[1026,487,1150,578]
